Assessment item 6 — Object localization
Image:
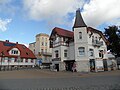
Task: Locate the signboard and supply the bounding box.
[96,60,104,71]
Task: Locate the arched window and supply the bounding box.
[78,47,85,56]
[79,32,82,39]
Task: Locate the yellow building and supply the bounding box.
[29,33,52,68]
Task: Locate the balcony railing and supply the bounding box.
[92,40,103,47]
[38,52,52,56]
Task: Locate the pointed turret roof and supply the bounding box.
[73,9,87,28]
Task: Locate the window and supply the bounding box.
[79,32,82,39]
[89,49,94,57]
[78,47,85,56]
[5,57,8,60]
[45,42,47,46]
[45,38,47,41]
[41,42,44,46]
[37,38,39,41]
[42,37,44,40]
[20,59,23,62]
[99,50,104,58]
[1,57,5,62]
[31,59,33,63]
[14,58,17,62]
[45,49,47,52]
[92,36,94,43]
[64,50,68,57]
[11,50,18,54]
[55,50,59,58]
[25,59,28,63]
[95,37,98,43]
[41,49,44,53]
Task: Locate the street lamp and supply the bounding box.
[0,51,4,71]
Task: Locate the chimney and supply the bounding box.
[16,42,18,44]
[5,40,9,42]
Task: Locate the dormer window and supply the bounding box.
[11,50,18,54]
[9,48,20,55]
[79,32,82,39]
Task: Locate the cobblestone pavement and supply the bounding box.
[0,69,120,90]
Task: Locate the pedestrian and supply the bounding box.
[72,63,76,72]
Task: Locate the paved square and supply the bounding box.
[0,69,120,90]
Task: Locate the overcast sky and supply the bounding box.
[0,0,120,46]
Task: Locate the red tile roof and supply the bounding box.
[0,40,36,59]
[49,27,74,40]
[49,27,109,45]
[87,27,109,45]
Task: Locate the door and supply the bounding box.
[90,59,95,72]
[103,60,108,71]
[55,64,59,71]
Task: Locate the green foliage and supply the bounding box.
[104,25,120,57]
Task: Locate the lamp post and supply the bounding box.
[0,52,4,71]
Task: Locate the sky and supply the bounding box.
[0,0,120,47]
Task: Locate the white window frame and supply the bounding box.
[64,50,68,58]
[89,49,94,57]
[79,32,82,39]
[78,47,85,56]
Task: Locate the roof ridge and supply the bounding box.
[55,27,73,33]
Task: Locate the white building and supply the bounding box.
[49,9,110,72]
[0,40,36,71]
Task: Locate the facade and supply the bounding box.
[0,40,36,71]
[29,33,52,67]
[105,52,117,71]
[49,9,112,72]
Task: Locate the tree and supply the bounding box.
[104,25,120,57]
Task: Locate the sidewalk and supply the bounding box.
[0,69,120,79]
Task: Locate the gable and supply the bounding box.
[9,48,20,56]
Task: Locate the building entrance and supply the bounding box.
[90,59,95,72]
[103,60,108,71]
[55,64,59,71]
[64,60,75,71]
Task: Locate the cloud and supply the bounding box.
[23,0,86,26]
[82,0,120,27]
[0,0,19,16]
[0,18,12,31]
